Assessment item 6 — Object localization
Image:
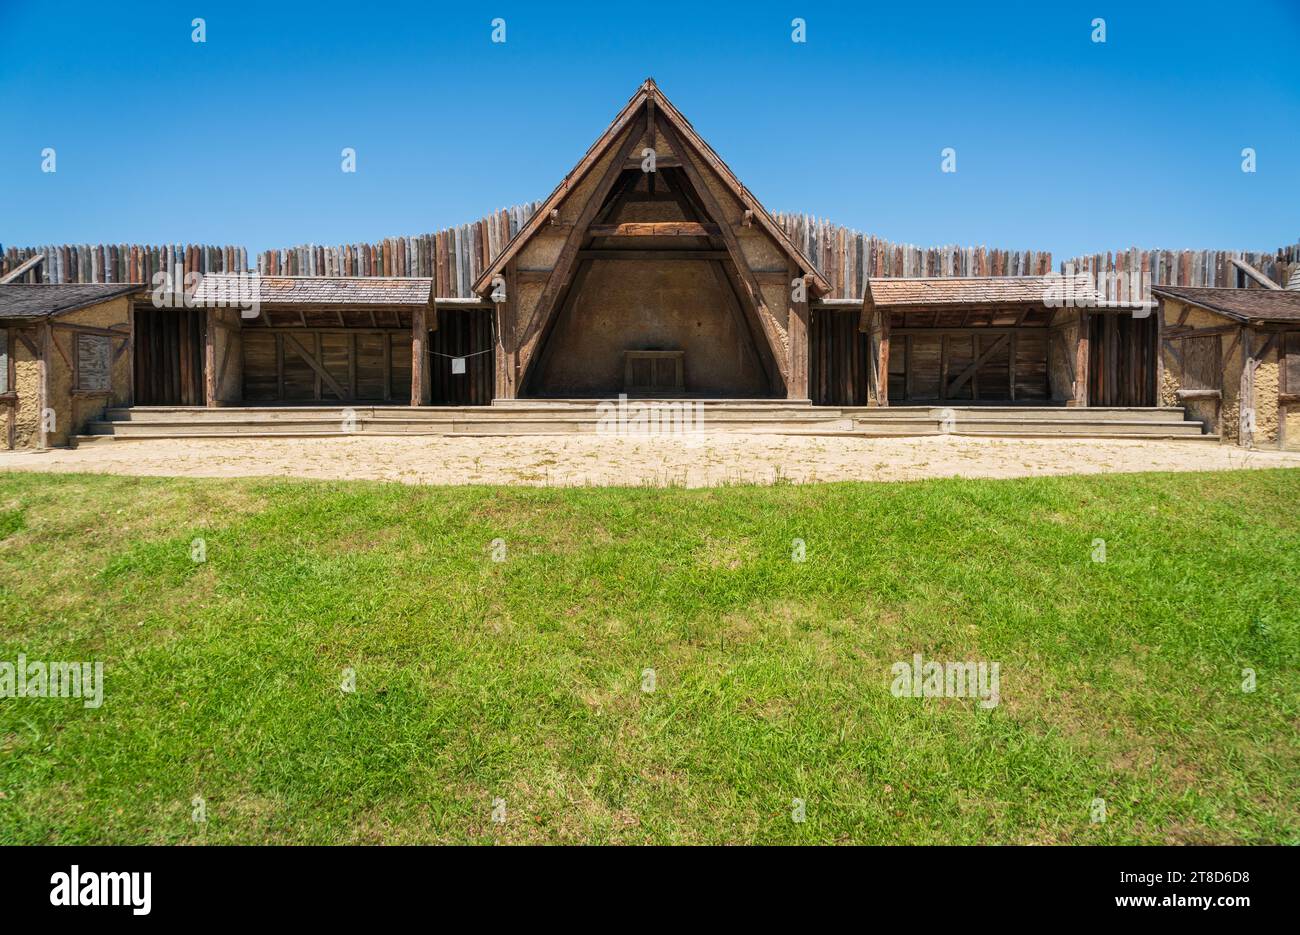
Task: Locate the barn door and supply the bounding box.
[133,307,206,405]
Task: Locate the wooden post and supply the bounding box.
[1154,299,1163,405]
[411,303,431,405]
[127,301,136,406]
[204,307,217,407]
[1239,327,1254,447]
[878,307,890,407]
[787,265,809,400]
[37,321,51,449]
[1075,310,1090,406]
[1279,332,1289,451]
[494,266,517,400]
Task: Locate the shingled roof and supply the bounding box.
[1151,286,1300,324]
[865,275,1147,309]
[192,274,433,307]
[0,283,142,320]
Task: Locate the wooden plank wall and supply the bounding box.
[808,307,871,405]
[133,307,206,405]
[889,328,1050,403]
[241,330,413,403]
[1087,315,1157,406]
[429,309,495,406]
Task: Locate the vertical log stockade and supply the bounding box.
[5,232,1295,302]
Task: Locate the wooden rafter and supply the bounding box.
[655,115,787,391]
[515,112,649,384]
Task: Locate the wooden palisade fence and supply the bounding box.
[5,207,1296,301]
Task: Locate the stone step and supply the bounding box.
[103,405,840,423]
[754,429,1223,442]
[838,406,1189,423]
[105,404,1189,424]
[847,417,1203,434]
[85,403,1207,442]
[85,416,854,437]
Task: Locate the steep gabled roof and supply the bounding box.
[469,78,830,297]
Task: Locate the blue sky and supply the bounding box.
[2,0,1297,261]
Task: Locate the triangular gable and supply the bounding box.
[469,79,829,298]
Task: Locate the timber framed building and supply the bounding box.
[1,80,1296,449]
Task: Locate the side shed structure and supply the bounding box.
[0,283,137,448]
[1152,286,1300,448]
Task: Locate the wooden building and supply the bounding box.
[1152,286,1300,449]
[0,284,136,448]
[1,79,1284,448]
[860,276,1157,408]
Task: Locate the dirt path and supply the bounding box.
[2,434,1298,487]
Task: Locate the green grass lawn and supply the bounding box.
[0,468,1297,844]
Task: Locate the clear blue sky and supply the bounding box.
[2,0,1297,262]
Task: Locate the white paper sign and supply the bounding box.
[451,357,466,374]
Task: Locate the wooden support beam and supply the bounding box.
[15,329,38,357]
[529,260,593,396]
[516,114,649,384]
[945,333,1009,396]
[1231,257,1282,290]
[410,303,430,405]
[37,322,50,449]
[204,308,217,406]
[655,115,786,392]
[1075,311,1090,405]
[576,249,729,261]
[494,262,517,400]
[0,253,45,284]
[878,306,891,406]
[1164,323,1238,339]
[283,331,347,400]
[1240,327,1255,446]
[786,261,809,400]
[707,261,774,393]
[623,155,680,170]
[587,222,719,238]
[1009,332,1017,401]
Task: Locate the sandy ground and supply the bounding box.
[1,434,1298,487]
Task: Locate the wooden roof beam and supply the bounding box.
[1232,258,1282,290]
[587,222,719,238]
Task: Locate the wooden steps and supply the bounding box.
[74,402,1212,445]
